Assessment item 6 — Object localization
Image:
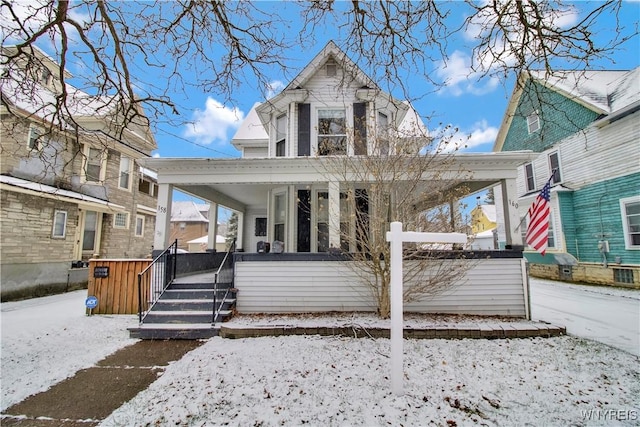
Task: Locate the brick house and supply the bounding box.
[0,46,158,300]
[493,68,639,287]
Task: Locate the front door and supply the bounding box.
[75,209,102,260]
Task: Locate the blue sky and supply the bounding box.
[145,1,639,162]
[5,0,639,210]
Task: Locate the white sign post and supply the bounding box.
[385,221,467,395]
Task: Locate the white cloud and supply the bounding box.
[266,80,285,99]
[183,97,244,145]
[434,120,499,153]
[435,50,500,97]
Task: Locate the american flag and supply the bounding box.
[525,178,552,255]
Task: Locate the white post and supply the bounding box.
[154,184,173,251]
[208,202,219,251]
[386,222,468,396]
[388,221,404,395]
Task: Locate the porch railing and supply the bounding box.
[137,240,178,323]
[212,239,236,323]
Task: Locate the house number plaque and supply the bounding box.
[93,266,109,278]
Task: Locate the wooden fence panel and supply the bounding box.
[87,259,151,314]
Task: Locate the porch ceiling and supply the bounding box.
[139,151,536,212]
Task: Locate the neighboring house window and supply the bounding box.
[52,210,67,238]
[113,212,129,229]
[135,215,145,237]
[620,196,640,249]
[27,125,41,150]
[527,111,540,134]
[138,179,155,197]
[83,146,105,183]
[119,155,133,190]
[524,163,535,192]
[40,67,53,87]
[340,192,351,252]
[548,151,561,184]
[274,192,286,243]
[325,60,337,77]
[318,109,346,155]
[377,112,389,155]
[179,222,186,230]
[82,211,99,252]
[275,114,287,157]
[523,212,555,249]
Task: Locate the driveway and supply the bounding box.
[529,277,640,356]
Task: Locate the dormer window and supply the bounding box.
[377,112,390,155]
[27,125,42,150]
[527,111,540,134]
[275,114,287,157]
[318,109,346,155]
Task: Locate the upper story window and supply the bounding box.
[377,112,390,155]
[83,146,106,183]
[548,151,561,184]
[275,114,287,157]
[620,196,640,249]
[119,155,133,190]
[318,109,346,155]
[135,215,145,237]
[325,60,337,77]
[527,111,540,134]
[138,178,155,197]
[524,163,535,192]
[27,125,42,150]
[40,67,53,87]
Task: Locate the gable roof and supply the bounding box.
[493,68,639,151]
[171,201,209,223]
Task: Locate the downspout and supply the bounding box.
[597,193,608,268]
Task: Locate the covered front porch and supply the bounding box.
[140,152,535,255]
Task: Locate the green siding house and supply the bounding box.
[493,69,639,287]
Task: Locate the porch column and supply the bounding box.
[500,178,523,246]
[154,183,173,252]
[236,211,245,251]
[328,181,341,249]
[208,202,218,251]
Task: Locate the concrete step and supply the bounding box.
[128,323,220,340]
[154,299,236,311]
[160,288,235,299]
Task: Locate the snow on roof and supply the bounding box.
[0,175,125,212]
[231,102,269,146]
[171,201,209,222]
[530,68,638,114]
[187,235,226,244]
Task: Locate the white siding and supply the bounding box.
[235,258,526,316]
[243,147,269,158]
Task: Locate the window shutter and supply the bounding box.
[353,102,367,155]
[297,103,310,156]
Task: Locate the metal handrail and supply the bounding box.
[137,240,178,323]
[212,239,236,323]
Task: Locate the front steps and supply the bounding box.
[129,275,236,340]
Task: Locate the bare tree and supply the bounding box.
[1,1,633,152]
[311,114,474,318]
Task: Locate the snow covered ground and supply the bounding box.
[2,284,639,426]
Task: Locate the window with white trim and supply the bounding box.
[549,151,561,184]
[119,155,133,190]
[527,111,540,134]
[273,192,287,243]
[135,215,144,237]
[377,112,389,155]
[275,114,287,157]
[83,146,105,183]
[620,196,640,249]
[52,210,67,238]
[113,212,129,229]
[317,109,346,155]
[522,212,556,249]
[524,163,535,192]
[27,125,42,150]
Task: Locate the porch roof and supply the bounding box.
[139,151,535,212]
[0,175,126,213]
